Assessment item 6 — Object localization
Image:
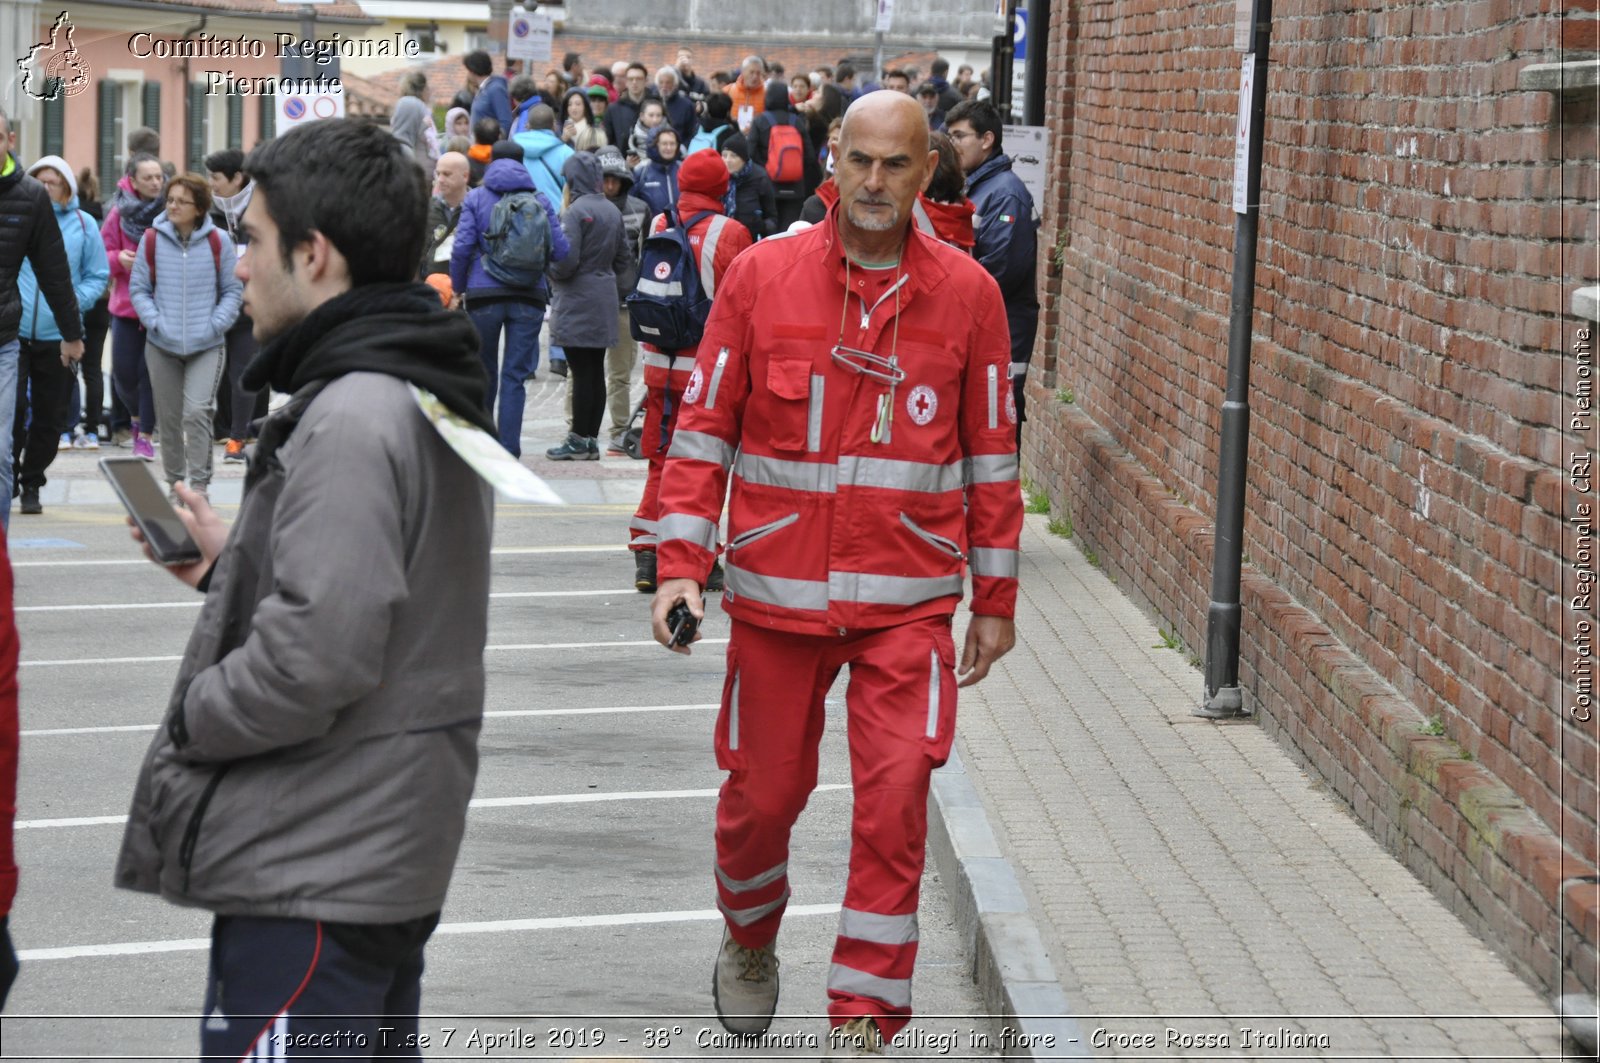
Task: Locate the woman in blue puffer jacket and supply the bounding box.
[128,172,242,498]
[632,124,681,226]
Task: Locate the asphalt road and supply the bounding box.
[3,422,996,1060]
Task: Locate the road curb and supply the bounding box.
[928,746,1093,1060]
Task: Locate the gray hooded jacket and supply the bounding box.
[548,152,631,348]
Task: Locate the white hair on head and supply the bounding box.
[656,66,679,87]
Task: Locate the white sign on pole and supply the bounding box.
[875,0,896,33]
[506,6,554,65]
[1001,124,1049,218]
[1231,54,1253,214]
[279,87,344,129]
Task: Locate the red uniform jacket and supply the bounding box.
[656,208,1022,635]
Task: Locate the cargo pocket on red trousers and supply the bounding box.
[714,645,745,772]
[923,629,958,766]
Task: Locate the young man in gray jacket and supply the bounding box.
[115,119,496,1058]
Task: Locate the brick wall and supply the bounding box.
[1027,0,1600,996]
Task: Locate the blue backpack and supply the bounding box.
[626,209,733,349]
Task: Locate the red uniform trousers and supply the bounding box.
[629,383,683,554]
[712,615,958,1038]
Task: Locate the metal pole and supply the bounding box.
[1023,0,1049,126]
[1199,0,1272,719]
[874,31,884,88]
[994,0,1017,120]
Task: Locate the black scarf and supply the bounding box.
[244,282,495,434]
[115,180,165,244]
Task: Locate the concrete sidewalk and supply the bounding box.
[939,513,1571,1059]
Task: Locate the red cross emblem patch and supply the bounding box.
[906,385,937,426]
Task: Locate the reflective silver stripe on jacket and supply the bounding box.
[668,430,736,468]
[808,374,825,452]
[829,571,963,605]
[720,888,790,927]
[717,860,788,894]
[827,963,913,1009]
[964,453,1020,484]
[700,215,730,296]
[658,513,720,552]
[911,199,935,237]
[732,455,964,495]
[838,907,920,946]
[987,364,998,429]
[705,348,730,410]
[635,278,683,298]
[725,564,829,612]
[1010,361,1029,379]
[642,351,697,372]
[734,453,837,493]
[970,547,1020,579]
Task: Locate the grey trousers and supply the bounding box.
[145,340,225,490]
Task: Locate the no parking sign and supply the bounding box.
[506,5,554,64]
[278,87,344,129]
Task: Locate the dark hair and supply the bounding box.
[126,126,160,157]
[166,172,213,217]
[126,151,162,178]
[563,51,582,70]
[836,62,856,82]
[77,166,99,203]
[916,82,939,98]
[509,74,539,104]
[463,50,493,77]
[703,91,732,125]
[243,119,427,286]
[816,65,834,80]
[885,68,910,85]
[561,88,594,125]
[626,62,648,77]
[931,58,950,78]
[925,131,964,204]
[945,99,1003,154]
[769,61,785,77]
[203,148,246,180]
[473,117,501,145]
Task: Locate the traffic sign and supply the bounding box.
[1014,7,1027,60]
[506,5,553,64]
[278,86,343,129]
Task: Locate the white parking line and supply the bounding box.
[13,545,630,569]
[21,703,720,737]
[15,783,847,830]
[17,904,842,962]
[16,589,640,613]
[21,639,728,668]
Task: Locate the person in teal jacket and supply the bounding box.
[13,156,109,516]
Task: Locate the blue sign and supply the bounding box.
[1014,7,1027,61]
[512,18,530,37]
[283,97,306,120]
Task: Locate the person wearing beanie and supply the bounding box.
[585,82,612,136]
[626,148,752,592]
[14,156,108,516]
[719,133,776,241]
[749,80,816,231]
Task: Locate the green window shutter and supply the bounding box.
[257,93,275,143]
[97,79,121,196]
[187,80,206,171]
[41,93,64,158]
[226,93,243,150]
[141,80,160,132]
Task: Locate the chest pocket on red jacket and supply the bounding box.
[763,324,826,452]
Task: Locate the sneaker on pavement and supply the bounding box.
[712,928,779,1036]
[824,1017,887,1057]
[224,439,246,463]
[18,488,41,515]
[57,432,72,451]
[634,549,656,593]
[545,432,597,461]
[74,431,99,450]
[132,432,155,461]
[606,435,628,456]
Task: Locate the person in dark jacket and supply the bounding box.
[596,146,649,448]
[720,134,776,240]
[450,149,570,457]
[205,149,263,464]
[58,167,112,450]
[605,63,652,156]
[467,50,514,132]
[653,66,700,149]
[632,125,681,225]
[916,82,947,131]
[947,99,1037,436]
[749,80,816,231]
[545,152,630,460]
[0,110,84,529]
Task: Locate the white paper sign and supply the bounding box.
[278,87,344,129]
[1232,54,1253,214]
[410,385,564,505]
[876,0,896,32]
[1001,124,1049,219]
[506,7,554,65]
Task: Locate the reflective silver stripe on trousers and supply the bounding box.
[829,571,963,605]
[720,888,791,927]
[658,513,720,552]
[987,364,998,429]
[964,453,1020,484]
[734,453,838,493]
[729,670,740,749]
[808,375,825,452]
[700,215,729,296]
[717,859,788,894]
[629,516,659,533]
[838,907,920,946]
[969,547,1020,579]
[827,963,913,1009]
[725,564,829,612]
[926,649,939,738]
[1010,361,1029,379]
[839,456,964,494]
[668,430,736,468]
[635,278,684,298]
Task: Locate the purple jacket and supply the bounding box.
[449,157,569,302]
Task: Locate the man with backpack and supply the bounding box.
[624,147,751,593]
[450,143,569,456]
[750,81,815,232]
